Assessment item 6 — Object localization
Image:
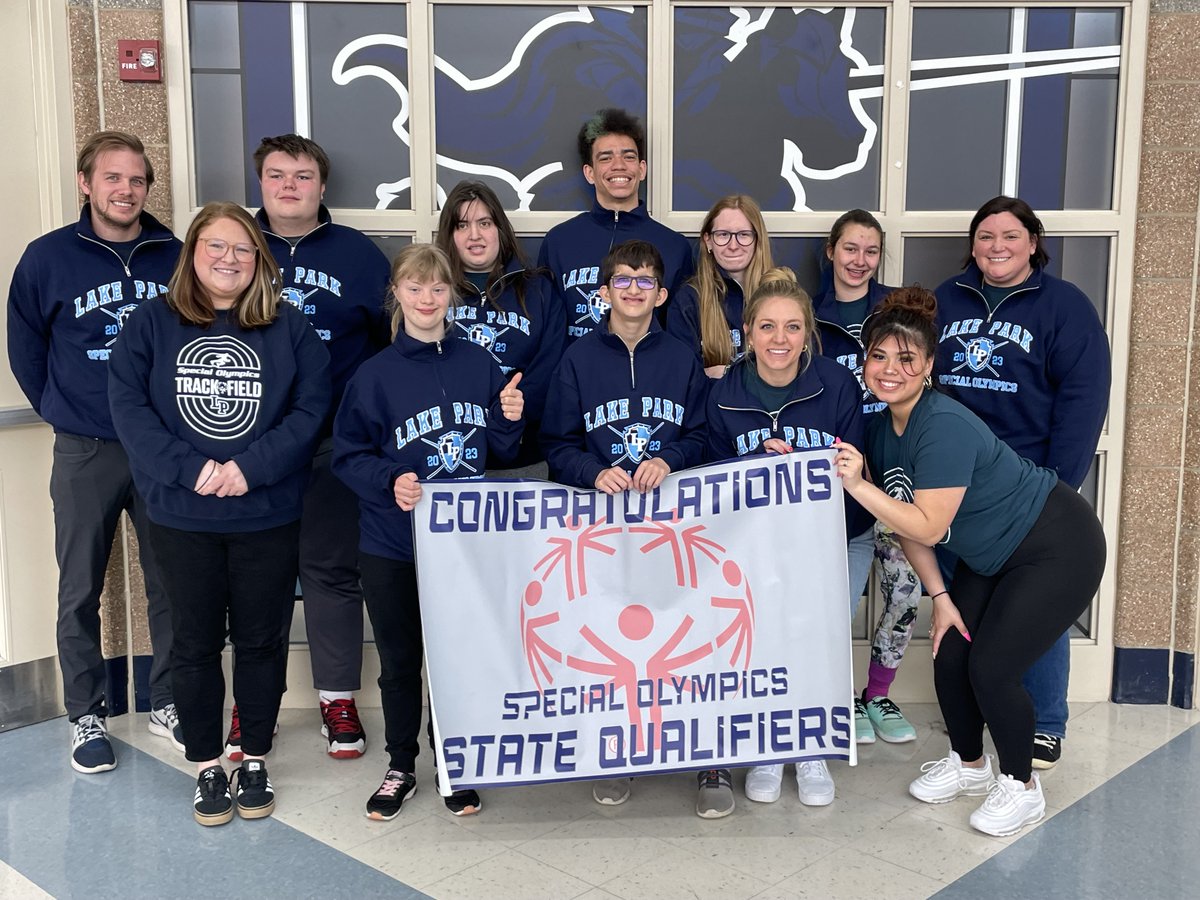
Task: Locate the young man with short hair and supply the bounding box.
[541,240,722,815]
[240,134,391,761]
[7,131,182,772]
[538,108,694,344]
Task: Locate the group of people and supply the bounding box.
[6,106,1109,839]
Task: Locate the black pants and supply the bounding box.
[149,520,300,762]
[278,441,365,691]
[359,552,431,772]
[934,483,1106,782]
[50,434,173,718]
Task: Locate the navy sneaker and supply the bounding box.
[71,714,116,774]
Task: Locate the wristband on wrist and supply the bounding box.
[931,590,949,600]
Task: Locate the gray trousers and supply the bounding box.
[279,441,365,691]
[50,433,173,719]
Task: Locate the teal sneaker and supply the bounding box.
[865,696,916,743]
[854,697,876,744]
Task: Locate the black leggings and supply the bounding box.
[934,482,1105,783]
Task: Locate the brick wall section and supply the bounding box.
[66,0,172,664]
[1119,1,1200,662]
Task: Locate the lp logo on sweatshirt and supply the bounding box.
[174,336,263,440]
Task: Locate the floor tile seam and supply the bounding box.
[415,847,597,897]
[845,828,1003,885]
[663,833,845,883]
[905,799,1027,843]
[590,836,781,893]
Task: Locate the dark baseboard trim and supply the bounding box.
[1111,646,1170,704]
[1172,651,1195,709]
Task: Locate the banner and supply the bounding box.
[414,450,855,792]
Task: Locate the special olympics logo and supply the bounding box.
[175,336,262,440]
[520,515,755,750]
[574,287,609,325]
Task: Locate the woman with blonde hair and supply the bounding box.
[667,194,773,376]
[705,267,867,812]
[333,244,524,821]
[108,201,331,826]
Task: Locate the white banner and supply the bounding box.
[414,450,855,792]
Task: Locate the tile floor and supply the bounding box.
[1,700,1197,899]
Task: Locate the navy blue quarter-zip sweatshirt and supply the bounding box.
[8,205,181,438]
[332,329,523,562]
[538,201,695,344]
[666,277,745,365]
[933,263,1110,489]
[812,278,897,417]
[446,259,565,464]
[706,354,870,538]
[256,205,390,431]
[541,318,708,489]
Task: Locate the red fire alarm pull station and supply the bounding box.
[118,40,162,82]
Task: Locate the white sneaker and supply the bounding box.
[969,773,1046,836]
[909,750,995,804]
[795,760,835,807]
[148,704,185,753]
[744,764,783,803]
[591,777,631,805]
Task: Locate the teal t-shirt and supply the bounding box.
[981,282,1009,313]
[835,297,871,339]
[741,361,796,413]
[464,271,490,293]
[865,390,1056,575]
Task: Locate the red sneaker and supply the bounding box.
[224,705,243,762]
[321,698,367,759]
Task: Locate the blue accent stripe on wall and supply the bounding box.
[132,654,153,713]
[104,655,129,717]
[239,0,296,206]
[1172,650,1194,709]
[1111,646,1170,704]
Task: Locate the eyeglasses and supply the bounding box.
[201,239,257,262]
[710,230,756,247]
[610,275,659,290]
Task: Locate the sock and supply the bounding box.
[863,661,898,701]
[319,691,353,704]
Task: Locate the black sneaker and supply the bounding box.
[365,769,417,821]
[436,772,481,817]
[1032,733,1062,770]
[193,765,234,827]
[233,759,276,818]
